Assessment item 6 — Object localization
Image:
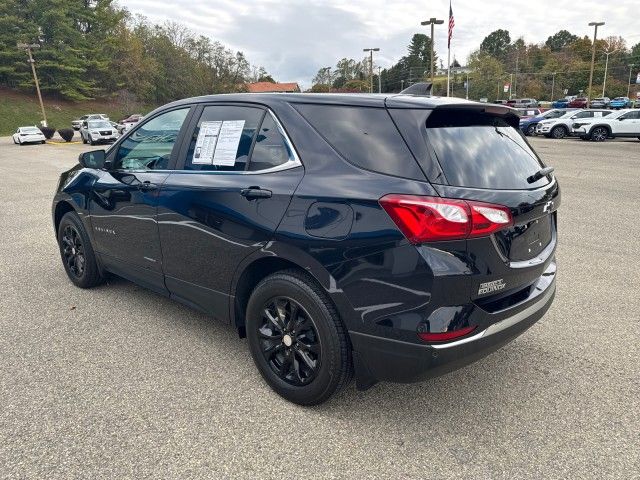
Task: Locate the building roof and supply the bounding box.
[247,82,300,93]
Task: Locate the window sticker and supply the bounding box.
[593,112,602,117]
[212,120,246,166]
[193,121,222,165]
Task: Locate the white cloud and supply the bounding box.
[122,0,639,89]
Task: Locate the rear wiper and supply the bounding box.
[527,167,555,184]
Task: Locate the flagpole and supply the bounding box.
[447,47,451,97]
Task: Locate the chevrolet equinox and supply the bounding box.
[52,92,559,405]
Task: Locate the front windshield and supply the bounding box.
[559,111,576,118]
[89,121,111,129]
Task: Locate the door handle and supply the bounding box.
[139,181,158,191]
[241,187,272,199]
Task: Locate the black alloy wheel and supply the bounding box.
[61,225,86,278]
[591,127,608,142]
[246,270,353,405]
[257,296,321,386]
[526,124,536,136]
[57,211,103,288]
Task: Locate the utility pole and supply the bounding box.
[587,21,605,108]
[377,66,382,93]
[628,64,636,98]
[17,43,47,126]
[421,18,444,85]
[363,48,380,93]
[551,72,557,101]
[514,53,519,98]
[465,72,469,100]
[401,79,405,91]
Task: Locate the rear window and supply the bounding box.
[424,111,548,190]
[293,104,425,180]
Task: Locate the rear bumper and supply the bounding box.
[350,271,556,387]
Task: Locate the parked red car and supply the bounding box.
[568,97,588,108]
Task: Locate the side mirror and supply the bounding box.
[79,149,110,169]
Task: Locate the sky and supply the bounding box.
[122,0,640,89]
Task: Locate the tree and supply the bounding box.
[480,29,511,60]
[467,50,506,100]
[545,30,578,52]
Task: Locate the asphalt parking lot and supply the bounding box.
[0,134,638,479]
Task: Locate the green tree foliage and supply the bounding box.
[480,29,511,60]
[545,30,578,52]
[0,1,271,103]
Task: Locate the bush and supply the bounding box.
[58,128,75,142]
[39,126,56,139]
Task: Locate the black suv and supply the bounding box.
[53,93,559,405]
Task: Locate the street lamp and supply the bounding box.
[17,43,47,126]
[363,48,380,93]
[627,64,635,98]
[587,21,605,108]
[420,18,444,85]
[601,47,619,97]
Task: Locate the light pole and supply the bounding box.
[587,21,605,108]
[551,72,557,102]
[601,48,619,97]
[17,43,47,126]
[628,64,636,98]
[377,66,382,93]
[363,48,380,93]
[420,18,444,85]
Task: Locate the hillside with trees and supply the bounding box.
[0,0,272,105]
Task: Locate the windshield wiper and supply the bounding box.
[527,167,554,184]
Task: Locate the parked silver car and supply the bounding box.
[71,114,108,130]
[80,119,118,145]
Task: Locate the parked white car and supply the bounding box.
[80,119,119,145]
[535,109,613,139]
[571,109,640,141]
[12,126,46,145]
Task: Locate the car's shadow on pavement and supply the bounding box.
[96,273,562,433]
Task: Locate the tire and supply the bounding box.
[526,124,536,136]
[13,136,17,144]
[82,135,87,144]
[246,269,353,405]
[57,211,103,288]
[551,125,567,139]
[41,140,46,144]
[590,127,608,142]
[88,135,95,146]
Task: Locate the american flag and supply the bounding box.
[448,1,455,48]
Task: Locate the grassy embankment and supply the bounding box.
[0,88,154,136]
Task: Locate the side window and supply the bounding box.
[620,111,639,120]
[294,104,424,180]
[115,108,189,170]
[248,114,295,171]
[574,111,591,119]
[184,105,264,172]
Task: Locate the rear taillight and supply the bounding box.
[379,194,513,244]
[417,325,477,343]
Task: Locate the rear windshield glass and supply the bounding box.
[425,112,548,190]
[293,104,425,180]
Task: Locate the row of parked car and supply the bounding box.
[11,112,145,146]
[551,96,636,109]
[71,113,144,143]
[496,96,638,109]
[518,107,640,141]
